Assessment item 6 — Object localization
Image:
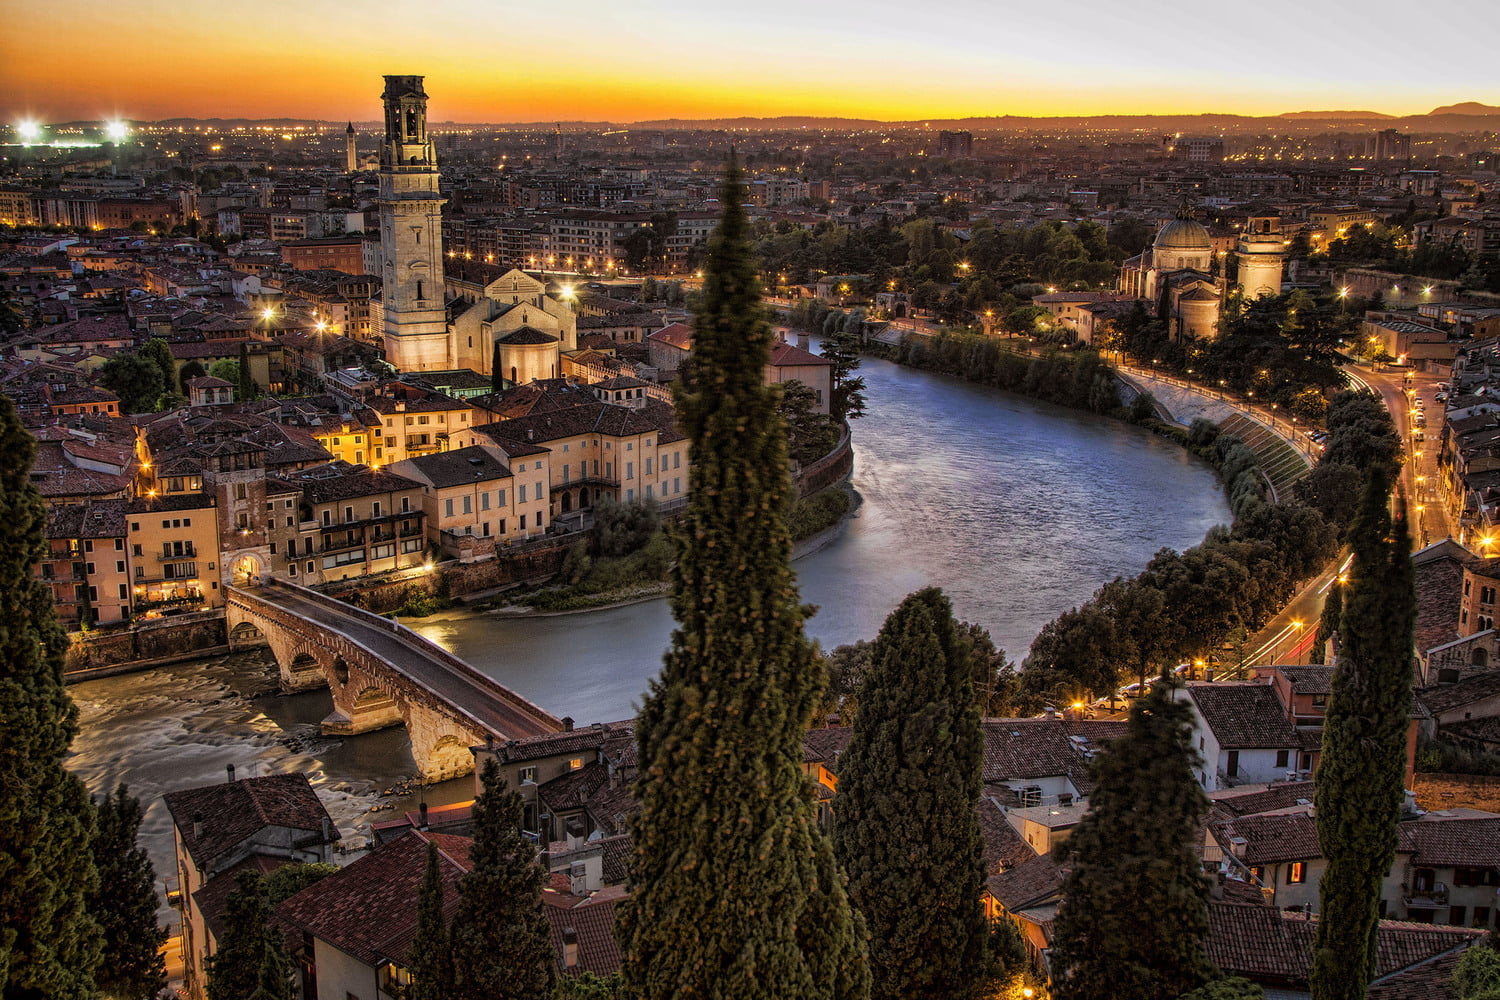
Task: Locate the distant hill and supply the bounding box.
[1279,110,1393,120]
[1428,101,1500,116]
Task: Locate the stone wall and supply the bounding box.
[64,611,227,673]
[796,426,854,498]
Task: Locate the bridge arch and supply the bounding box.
[228,620,266,651]
[226,580,563,781]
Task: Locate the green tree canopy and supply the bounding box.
[205,872,290,1000]
[0,393,102,999]
[620,160,870,1000]
[1049,681,1217,1000]
[91,785,167,1000]
[450,758,553,1000]
[834,587,989,1000]
[99,352,165,414]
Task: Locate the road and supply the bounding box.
[255,584,561,740]
[1345,363,1450,546]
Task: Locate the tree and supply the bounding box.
[1049,681,1217,1000]
[99,352,165,414]
[620,160,870,1000]
[237,342,258,401]
[0,393,102,999]
[834,588,989,1000]
[207,358,240,385]
[1452,940,1500,1000]
[91,786,167,1000]
[139,338,176,398]
[407,842,453,1000]
[1178,978,1266,1000]
[491,340,504,394]
[449,758,553,1000]
[1312,478,1416,1000]
[261,862,338,906]
[205,872,290,1000]
[821,324,867,422]
[777,379,840,466]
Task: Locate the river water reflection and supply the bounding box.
[68,345,1229,884]
[411,346,1230,721]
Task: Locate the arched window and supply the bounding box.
[1474,647,1489,667]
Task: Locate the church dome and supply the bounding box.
[1154,217,1212,251]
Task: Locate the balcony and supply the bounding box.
[155,546,197,561]
[1402,881,1449,908]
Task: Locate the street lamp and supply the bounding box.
[1289,620,1305,665]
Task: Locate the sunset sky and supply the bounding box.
[3,0,1495,124]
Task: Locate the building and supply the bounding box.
[1117,210,1225,341]
[938,130,974,158]
[40,499,130,626]
[388,443,550,559]
[377,75,450,372]
[163,771,338,1000]
[281,237,367,275]
[272,462,428,584]
[1166,136,1225,163]
[344,120,358,174]
[126,493,221,612]
[1235,216,1286,298]
[1374,128,1412,163]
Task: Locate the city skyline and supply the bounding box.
[3,0,1496,124]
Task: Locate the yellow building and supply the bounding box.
[126,494,222,612]
[271,464,429,584]
[388,443,552,560]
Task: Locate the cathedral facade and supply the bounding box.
[1118,211,1284,342]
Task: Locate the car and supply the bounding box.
[1435,391,1448,402]
[1414,430,1425,442]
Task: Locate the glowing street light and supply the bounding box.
[105,120,129,142]
[16,120,41,144]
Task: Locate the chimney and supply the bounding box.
[321,816,333,844]
[226,763,236,783]
[562,716,574,732]
[1042,706,1057,720]
[1230,836,1248,858]
[562,928,579,969]
[418,801,429,830]
[192,813,203,840]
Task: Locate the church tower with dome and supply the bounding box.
[1118,207,1224,341]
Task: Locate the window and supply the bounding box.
[462,495,472,515]
[1288,862,1306,884]
[520,514,527,530]
[445,499,454,518]
[344,506,354,523]
[1476,906,1491,928]
[625,462,634,480]
[518,484,527,502]
[372,501,382,518]
[1484,586,1497,605]
[568,758,584,771]
[401,496,411,512]
[480,492,490,511]
[322,510,332,526]
[1226,750,1239,778]
[1276,750,1290,769]
[1451,906,1467,927]
[518,766,536,783]
[497,489,506,507]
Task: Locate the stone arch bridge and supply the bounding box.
[226,580,562,781]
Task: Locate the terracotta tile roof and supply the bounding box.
[1368,947,1470,1000]
[498,722,631,764]
[1399,811,1500,867]
[163,773,333,872]
[1207,902,1485,988]
[537,761,610,813]
[769,342,832,368]
[1442,715,1500,746]
[597,833,631,885]
[394,445,514,489]
[46,498,127,539]
[1414,541,1466,655]
[277,829,471,968]
[984,852,1063,911]
[1211,808,1320,865]
[801,727,854,771]
[978,796,1037,873]
[1186,683,1300,749]
[543,888,624,978]
[1419,671,1500,715]
[1278,665,1335,696]
[1208,781,1316,819]
[646,322,692,349]
[981,718,1092,783]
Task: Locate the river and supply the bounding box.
[67,344,1230,886]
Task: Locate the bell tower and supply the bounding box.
[344,121,357,173]
[1236,216,1286,299]
[377,75,449,372]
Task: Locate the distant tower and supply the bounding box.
[345,121,357,173]
[554,123,563,160]
[377,76,449,372]
[1236,216,1285,299]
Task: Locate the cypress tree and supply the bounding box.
[205,872,290,1000]
[449,758,553,1000]
[833,587,988,1000]
[620,160,870,1000]
[1049,680,1217,1000]
[1312,479,1415,1000]
[407,841,453,1000]
[0,393,102,1000]
[491,339,504,394]
[91,785,167,1000]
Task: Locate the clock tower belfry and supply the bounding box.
[377,75,449,372]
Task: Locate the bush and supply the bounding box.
[788,489,852,542]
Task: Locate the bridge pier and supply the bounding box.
[322,686,404,737]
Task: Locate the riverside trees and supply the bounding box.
[620,161,869,1000]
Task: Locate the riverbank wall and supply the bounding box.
[64,610,228,679]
